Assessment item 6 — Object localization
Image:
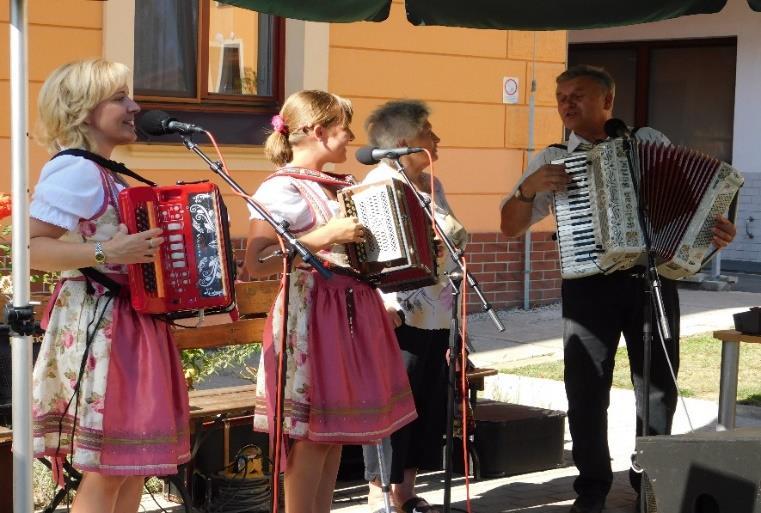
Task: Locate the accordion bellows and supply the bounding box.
[552,139,744,280]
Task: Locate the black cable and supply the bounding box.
[51,289,113,512]
[198,444,276,513]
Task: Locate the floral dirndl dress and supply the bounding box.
[32,163,190,476]
[252,168,417,444]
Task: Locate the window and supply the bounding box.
[569,38,736,162]
[133,0,284,144]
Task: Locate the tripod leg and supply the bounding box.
[375,439,393,513]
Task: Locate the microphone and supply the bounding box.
[138,110,206,136]
[603,118,631,139]
[356,146,424,165]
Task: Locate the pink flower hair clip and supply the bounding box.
[271,114,289,136]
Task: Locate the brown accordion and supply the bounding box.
[118,181,236,318]
[337,178,437,293]
[552,139,743,280]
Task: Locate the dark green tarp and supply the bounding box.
[217,0,761,29]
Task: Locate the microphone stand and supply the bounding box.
[620,136,672,435]
[389,158,504,513]
[180,135,332,513]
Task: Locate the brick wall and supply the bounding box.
[464,231,561,310]
[230,232,563,310]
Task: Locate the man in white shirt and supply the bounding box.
[499,65,736,513]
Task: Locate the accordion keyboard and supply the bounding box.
[119,182,235,317]
[552,154,601,277]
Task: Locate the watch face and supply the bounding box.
[95,244,106,264]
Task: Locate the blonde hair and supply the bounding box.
[36,59,131,153]
[264,90,354,167]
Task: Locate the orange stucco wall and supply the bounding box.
[1,1,566,241]
[327,1,566,234]
[0,0,103,200]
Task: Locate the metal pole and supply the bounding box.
[523,33,537,310]
[717,340,740,431]
[9,1,34,512]
[711,252,722,279]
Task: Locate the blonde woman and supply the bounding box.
[246,90,416,513]
[30,59,189,513]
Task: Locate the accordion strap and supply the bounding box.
[267,166,356,187]
[53,149,157,186]
[51,149,145,298]
[76,267,123,297]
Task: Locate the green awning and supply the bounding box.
[217,0,390,23]
[215,0,760,29]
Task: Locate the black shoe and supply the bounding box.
[569,495,605,513]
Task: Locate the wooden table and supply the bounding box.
[712,330,761,430]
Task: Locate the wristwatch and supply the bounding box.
[94,242,107,264]
[514,184,536,203]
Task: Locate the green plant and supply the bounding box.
[181,344,260,389]
[0,194,59,296]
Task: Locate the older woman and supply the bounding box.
[361,100,468,513]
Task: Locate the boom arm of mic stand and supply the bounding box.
[180,136,332,279]
[391,160,504,332]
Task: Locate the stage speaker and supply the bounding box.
[636,428,761,513]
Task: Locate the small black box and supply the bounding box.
[455,400,566,478]
[734,307,761,335]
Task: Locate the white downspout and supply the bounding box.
[523,34,537,310]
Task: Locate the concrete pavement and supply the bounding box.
[331,284,761,513]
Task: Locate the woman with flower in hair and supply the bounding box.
[245,90,416,513]
[28,59,189,513]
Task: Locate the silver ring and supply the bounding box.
[148,239,154,249]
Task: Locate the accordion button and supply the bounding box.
[166,222,182,231]
[172,261,186,268]
[169,234,183,242]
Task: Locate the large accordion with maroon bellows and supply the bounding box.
[552,139,744,280]
[118,181,236,318]
[337,178,438,293]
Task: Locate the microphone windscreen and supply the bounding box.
[603,118,629,139]
[137,110,172,136]
[356,146,378,165]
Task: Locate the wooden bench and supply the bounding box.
[712,329,761,430]
[173,280,279,423]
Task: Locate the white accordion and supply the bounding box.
[337,178,437,293]
[552,139,744,280]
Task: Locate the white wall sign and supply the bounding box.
[503,77,519,104]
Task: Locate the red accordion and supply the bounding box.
[338,179,437,293]
[118,182,236,318]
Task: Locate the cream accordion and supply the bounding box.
[551,139,743,280]
[337,178,437,293]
